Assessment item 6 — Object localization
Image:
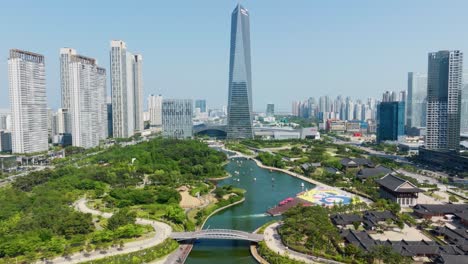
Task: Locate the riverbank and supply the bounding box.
[222,146,371,205]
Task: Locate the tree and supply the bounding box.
[352,221,360,230]
[107,209,136,231]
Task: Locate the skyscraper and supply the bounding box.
[426,50,463,150]
[460,72,468,133]
[227,4,253,139]
[266,103,274,116]
[195,99,207,113]
[406,72,428,129]
[162,99,193,139]
[148,94,163,128]
[110,40,143,138]
[60,48,107,148]
[377,101,405,142]
[8,49,48,153]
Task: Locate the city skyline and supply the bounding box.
[2,1,468,111]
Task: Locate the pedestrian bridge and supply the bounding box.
[170,229,264,242]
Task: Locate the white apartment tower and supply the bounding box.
[8,49,48,153]
[110,40,143,138]
[148,94,163,128]
[60,48,107,148]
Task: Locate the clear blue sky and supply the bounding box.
[1,0,468,112]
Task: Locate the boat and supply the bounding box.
[301,182,305,187]
[253,178,256,181]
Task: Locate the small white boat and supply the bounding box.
[301,182,305,187]
[253,178,256,181]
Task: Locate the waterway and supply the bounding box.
[185,157,315,264]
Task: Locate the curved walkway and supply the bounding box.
[264,222,344,264]
[41,198,172,264]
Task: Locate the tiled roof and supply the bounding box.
[376,174,423,193]
[357,166,392,179]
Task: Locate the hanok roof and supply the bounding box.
[376,174,423,193]
[340,158,358,167]
[413,204,468,216]
[353,158,375,167]
[331,214,362,226]
[356,166,392,180]
[435,254,468,264]
[325,167,339,174]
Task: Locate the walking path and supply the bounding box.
[40,198,172,264]
[264,222,344,264]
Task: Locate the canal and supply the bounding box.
[185,157,315,264]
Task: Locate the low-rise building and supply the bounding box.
[376,174,423,207]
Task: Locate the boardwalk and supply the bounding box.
[170,229,264,242]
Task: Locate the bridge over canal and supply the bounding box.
[170,229,264,242]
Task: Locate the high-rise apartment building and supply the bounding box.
[227,4,253,139]
[426,50,463,150]
[148,94,163,128]
[60,48,107,148]
[110,40,143,138]
[406,72,428,129]
[8,49,48,153]
[162,99,193,139]
[195,99,207,113]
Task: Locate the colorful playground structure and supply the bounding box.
[297,187,356,207]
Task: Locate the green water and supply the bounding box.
[185,158,315,264]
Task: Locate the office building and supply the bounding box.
[227,4,253,139]
[8,49,48,153]
[0,131,12,153]
[426,50,463,150]
[406,72,428,129]
[148,94,163,128]
[266,103,274,116]
[60,48,107,148]
[110,40,143,138]
[195,99,207,113]
[107,103,113,137]
[162,99,193,139]
[377,101,405,142]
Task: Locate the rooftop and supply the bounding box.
[376,174,423,193]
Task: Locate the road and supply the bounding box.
[264,222,343,264]
[39,198,173,264]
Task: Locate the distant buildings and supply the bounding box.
[8,49,48,154]
[60,48,107,148]
[377,101,405,142]
[226,4,253,139]
[406,72,428,129]
[162,99,193,139]
[460,72,468,133]
[110,40,143,138]
[195,99,207,113]
[148,94,163,128]
[425,50,463,150]
[266,103,274,116]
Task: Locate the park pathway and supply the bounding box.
[38,198,172,264]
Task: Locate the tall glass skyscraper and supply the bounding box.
[406,72,428,129]
[227,4,253,139]
[426,50,463,150]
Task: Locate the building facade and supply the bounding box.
[377,101,405,142]
[162,99,193,139]
[60,48,107,148]
[266,103,274,116]
[227,4,253,139]
[426,50,463,150]
[460,72,468,133]
[0,131,12,153]
[148,94,163,128]
[195,99,207,113]
[406,72,428,129]
[8,49,48,154]
[110,40,143,138]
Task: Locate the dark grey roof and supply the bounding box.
[357,166,392,180]
[325,167,339,174]
[413,204,468,216]
[376,174,423,193]
[331,214,362,225]
[435,254,468,264]
[353,158,375,167]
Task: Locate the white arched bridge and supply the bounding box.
[170,229,264,242]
